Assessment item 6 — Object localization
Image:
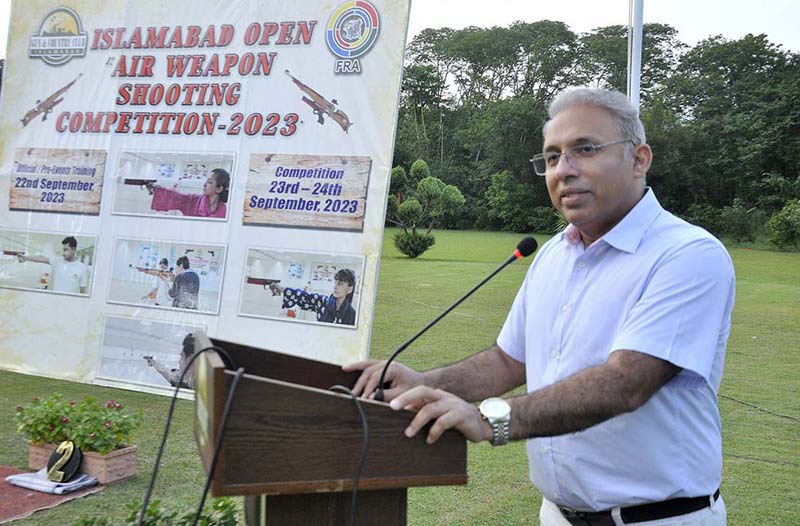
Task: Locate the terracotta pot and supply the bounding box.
[28,442,138,484]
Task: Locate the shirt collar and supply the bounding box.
[562,188,663,254]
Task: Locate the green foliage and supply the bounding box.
[16,393,142,454]
[408,159,432,187]
[386,160,465,258]
[74,498,238,526]
[485,171,559,233]
[393,22,799,236]
[719,199,768,243]
[681,203,722,235]
[389,165,408,195]
[767,200,800,249]
[393,230,436,258]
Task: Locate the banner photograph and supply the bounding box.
[0,0,410,386]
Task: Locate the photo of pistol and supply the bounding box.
[246,277,281,293]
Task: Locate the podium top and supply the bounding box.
[192,332,468,496]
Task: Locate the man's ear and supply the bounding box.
[632,143,652,179]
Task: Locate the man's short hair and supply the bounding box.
[62,236,77,249]
[544,87,646,145]
[176,256,190,269]
[335,268,356,287]
[159,258,169,266]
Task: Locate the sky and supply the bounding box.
[1,0,798,59]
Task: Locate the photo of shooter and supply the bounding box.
[97,316,204,392]
[108,238,225,314]
[112,151,234,220]
[0,230,95,296]
[239,247,363,327]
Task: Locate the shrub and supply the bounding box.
[394,230,435,258]
[767,199,800,250]
[75,498,239,526]
[719,198,767,242]
[16,393,142,454]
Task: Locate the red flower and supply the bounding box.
[48,425,55,431]
[15,405,23,411]
[61,417,69,423]
[104,421,112,428]
[106,400,115,408]
[89,433,96,439]
[69,401,76,406]
[114,403,122,409]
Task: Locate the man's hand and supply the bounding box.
[389,386,492,444]
[16,254,25,263]
[343,359,425,401]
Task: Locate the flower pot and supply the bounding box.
[28,442,138,484]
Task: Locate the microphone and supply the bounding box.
[374,237,538,401]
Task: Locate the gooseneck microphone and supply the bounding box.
[374,237,538,402]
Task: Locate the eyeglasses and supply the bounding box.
[530,139,635,176]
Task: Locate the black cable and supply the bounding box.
[330,385,369,526]
[137,344,237,526]
[192,367,246,526]
[719,393,798,421]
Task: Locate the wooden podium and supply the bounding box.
[192,333,468,526]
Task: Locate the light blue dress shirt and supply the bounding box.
[497,189,735,511]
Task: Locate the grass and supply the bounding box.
[1,228,798,525]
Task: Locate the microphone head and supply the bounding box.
[516,237,538,257]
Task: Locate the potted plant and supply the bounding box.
[15,393,143,484]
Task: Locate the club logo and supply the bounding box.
[29,7,88,66]
[326,0,380,74]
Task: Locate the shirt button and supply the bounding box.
[561,304,568,312]
[543,445,551,454]
[577,261,586,268]
[550,348,558,358]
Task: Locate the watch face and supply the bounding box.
[481,398,510,419]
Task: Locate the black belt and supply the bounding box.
[558,489,720,526]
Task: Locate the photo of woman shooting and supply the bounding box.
[147,168,230,218]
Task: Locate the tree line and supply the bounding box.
[391,22,800,250]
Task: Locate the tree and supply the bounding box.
[387,160,465,258]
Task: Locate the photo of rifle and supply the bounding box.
[21,74,83,127]
[285,70,353,133]
[246,277,281,291]
[2,250,25,257]
[129,264,175,280]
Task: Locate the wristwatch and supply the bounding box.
[479,397,511,446]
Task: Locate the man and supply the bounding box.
[346,88,734,525]
[144,334,196,389]
[169,256,199,310]
[17,236,88,294]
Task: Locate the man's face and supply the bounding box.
[333,279,353,300]
[543,104,650,243]
[62,243,76,262]
[160,262,169,271]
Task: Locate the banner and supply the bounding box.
[0,0,410,393]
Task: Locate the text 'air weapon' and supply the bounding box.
[285,70,352,133]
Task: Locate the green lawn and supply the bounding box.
[1,229,797,525]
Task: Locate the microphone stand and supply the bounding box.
[375,246,533,402]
